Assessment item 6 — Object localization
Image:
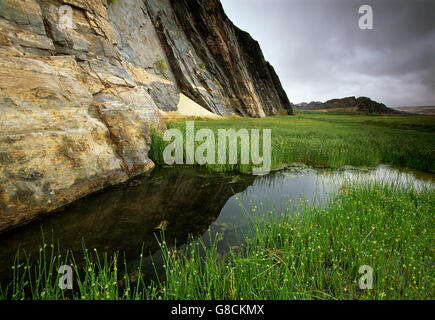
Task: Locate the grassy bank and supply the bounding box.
[150,113,435,173]
[2,181,433,300]
[153,181,434,300]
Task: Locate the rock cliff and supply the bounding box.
[0,0,291,232]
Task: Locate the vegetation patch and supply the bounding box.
[154,54,168,76]
[1,181,433,300]
[153,181,434,300]
[198,62,207,70]
[150,113,435,173]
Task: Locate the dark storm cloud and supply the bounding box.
[220,0,435,107]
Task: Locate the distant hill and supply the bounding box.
[294,101,323,110]
[392,106,435,115]
[293,97,400,114]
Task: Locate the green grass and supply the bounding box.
[1,181,433,300]
[150,113,435,173]
[152,180,434,300]
[0,242,158,300]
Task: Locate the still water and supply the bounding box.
[0,164,433,283]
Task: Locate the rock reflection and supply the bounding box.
[0,166,255,283]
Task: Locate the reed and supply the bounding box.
[152,180,434,300]
[1,180,433,300]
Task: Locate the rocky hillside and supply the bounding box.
[294,97,399,114]
[0,0,291,232]
[393,106,435,115]
[293,101,323,110]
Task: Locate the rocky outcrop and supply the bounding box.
[0,0,291,232]
[352,97,399,114]
[294,97,399,114]
[152,0,292,117]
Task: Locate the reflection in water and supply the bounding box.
[0,166,255,284]
[206,165,434,251]
[0,164,433,284]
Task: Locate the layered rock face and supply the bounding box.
[0,0,291,232]
[148,0,292,117]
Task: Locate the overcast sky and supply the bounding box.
[221,0,435,107]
